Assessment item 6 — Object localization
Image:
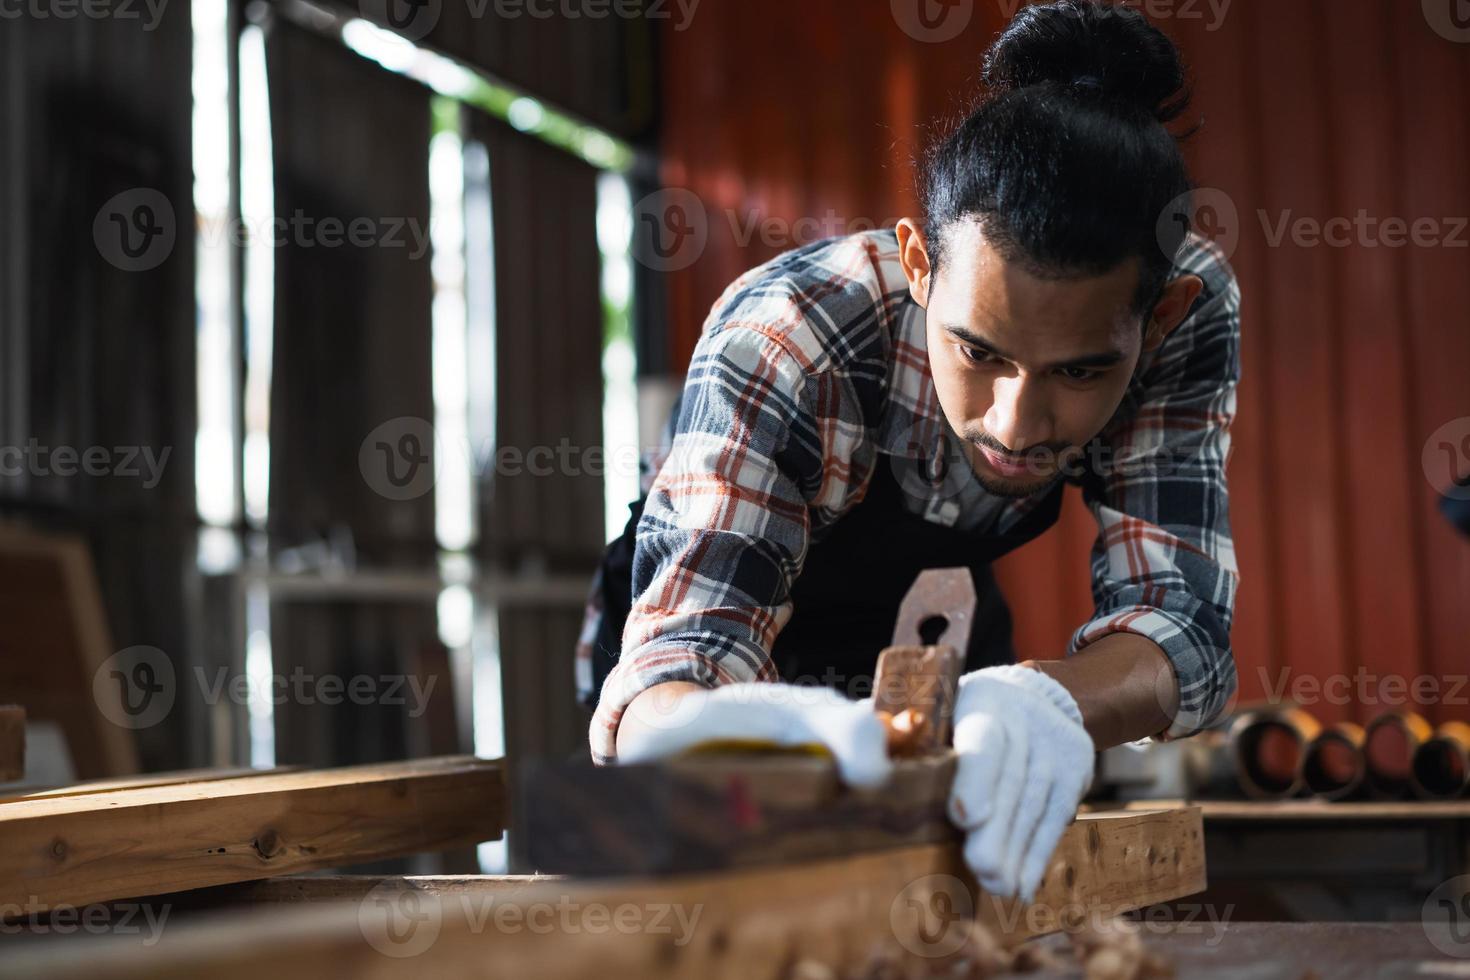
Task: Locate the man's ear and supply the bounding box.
[1143,274,1204,351]
[895,218,933,309]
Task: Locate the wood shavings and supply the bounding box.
[784,916,1176,980]
[1069,919,1174,980]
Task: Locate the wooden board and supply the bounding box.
[1119,798,1470,820]
[0,765,301,803]
[2,807,1205,979]
[524,753,958,875]
[0,756,505,912]
[0,704,24,781]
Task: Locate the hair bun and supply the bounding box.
[982,0,1191,124]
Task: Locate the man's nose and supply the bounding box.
[985,374,1055,451]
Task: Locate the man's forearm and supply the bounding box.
[1022,633,1179,749]
[613,634,1179,759]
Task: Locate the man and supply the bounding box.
[580,0,1239,902]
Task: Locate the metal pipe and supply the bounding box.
[1363,710,1435,799]
[1228,706,1322,799]
[1299,722,1366,801]
[1411,721,1470,800]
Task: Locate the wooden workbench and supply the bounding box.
[1022,922,1466,978]
[1120,798,1470,922]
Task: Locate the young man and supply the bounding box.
[581,0,1239,902]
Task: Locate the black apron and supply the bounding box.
[587,452,1067,705]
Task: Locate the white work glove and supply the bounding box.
[947,665,1095,902]
[617,682,893,788]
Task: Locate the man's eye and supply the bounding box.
[958,345,991,365]
[1059,366,1098,382]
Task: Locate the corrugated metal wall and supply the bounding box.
[656,0,1470,727]
[0,3,199,769]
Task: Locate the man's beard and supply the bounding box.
[962,429,1072,499]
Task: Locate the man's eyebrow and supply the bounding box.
[942,325,1127,371]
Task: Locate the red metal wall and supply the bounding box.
[658,0,1470,725]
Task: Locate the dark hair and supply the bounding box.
[921,0,1197,315]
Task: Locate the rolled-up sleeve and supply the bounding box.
[588,325,821,763]
[1069,242,1242,738]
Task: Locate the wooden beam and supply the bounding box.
[0,705,24,781]
[0,765,303,803]
[0,756,505,912]
[2,808,1204,979]
[523,754,959,875]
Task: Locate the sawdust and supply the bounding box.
[785,916,1174,979]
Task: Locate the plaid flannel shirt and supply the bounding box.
[586,228,1240,763]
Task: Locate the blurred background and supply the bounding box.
[1,0,1468,882]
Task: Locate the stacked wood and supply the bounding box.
[0,755,505,913]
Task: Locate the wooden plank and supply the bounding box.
[3,808,1204,979]
[0,704,23,781]
[523,754,959,875]
[1121,798,1470,821]
[143,874,564,911]
[0,765,300,803]
[0,756,505,912]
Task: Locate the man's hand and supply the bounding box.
[947,664,1095,902]
[616,681,893,788]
